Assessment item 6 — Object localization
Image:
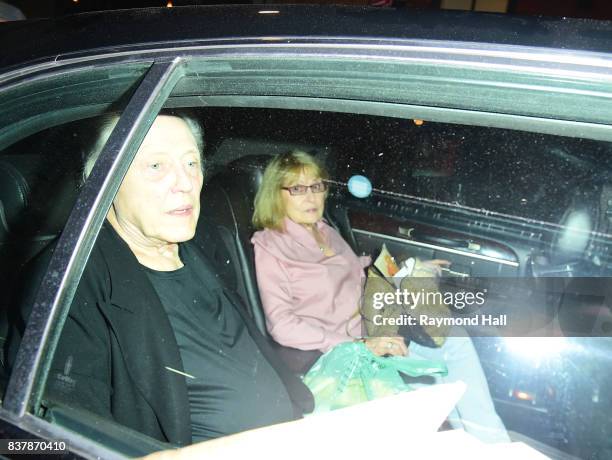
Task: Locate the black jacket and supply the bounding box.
[45,224,314,446]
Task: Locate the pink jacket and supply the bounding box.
[252,218,371,353]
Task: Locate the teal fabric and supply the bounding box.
[303,342,447,413]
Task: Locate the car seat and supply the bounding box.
[199,155,325,374]
[0,154,80,375]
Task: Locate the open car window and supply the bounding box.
[0,62,154,457]
[0,62,148,384]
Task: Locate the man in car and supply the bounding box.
[16,113,314,446]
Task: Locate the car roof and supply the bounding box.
[1,4,612,72]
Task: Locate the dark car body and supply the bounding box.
[1,5,612,459]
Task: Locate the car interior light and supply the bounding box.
[166,1,173,7]
[413,119,424,126]
[258,10,280,14]
[514,390,534,401]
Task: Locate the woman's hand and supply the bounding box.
[362,337,409,357]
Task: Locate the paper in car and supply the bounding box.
[302,380,467,436]
[157,382,467,460]
[172,382,464,458]
[373,244,414,287]
[143,381,546,460]
[373,243,400,277]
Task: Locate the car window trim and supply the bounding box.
[4,37,612,79]
[2,41,612,149]
[3,57,185,418]
[166,95,612,143]
[0,61,152,152]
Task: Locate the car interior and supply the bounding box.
[1,6,612,454]
[0,107,610,351]
[0,120,320,455]
[0,113,344,383]
[0,106,611,458]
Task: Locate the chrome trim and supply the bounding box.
[353,228,520,267]
[43,37,612,71]
[3,37,612,87]
[3,58,184,416]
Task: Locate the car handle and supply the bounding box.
[399,226,469,248]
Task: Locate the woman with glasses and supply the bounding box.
[251,150,510,444]
[251,151,407,355]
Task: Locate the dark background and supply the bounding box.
[7,0,612,21]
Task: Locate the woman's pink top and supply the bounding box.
[252,218,371,353]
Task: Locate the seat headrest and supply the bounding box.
[223,154,275,197]
[0,157,32,238]
[0,155,80,240]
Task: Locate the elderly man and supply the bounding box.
[37,114,313,445]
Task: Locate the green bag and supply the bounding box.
[302,342,447,413]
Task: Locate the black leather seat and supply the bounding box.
[0,154,80,372]
[199,155,271,334]
[0,154,80,274]
[199,155,323,374]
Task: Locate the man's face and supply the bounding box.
[111,116,204,245]
[281,171,326,226]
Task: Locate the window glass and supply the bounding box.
[0,117,121,391]
[326,114,612,224]
[202,107,612,222]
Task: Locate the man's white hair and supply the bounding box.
[82,113,204,183]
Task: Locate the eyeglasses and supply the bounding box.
[281,182,328,196]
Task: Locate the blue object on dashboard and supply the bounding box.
[347,175,372,198]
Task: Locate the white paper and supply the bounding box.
[142,382,468,460]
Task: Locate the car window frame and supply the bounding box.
[2,56,184,425]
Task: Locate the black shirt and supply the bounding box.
[144,243,294,442]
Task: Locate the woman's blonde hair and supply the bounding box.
[253,150,329,231]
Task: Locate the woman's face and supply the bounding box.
[281,170,326,227]
[111,115,204,245]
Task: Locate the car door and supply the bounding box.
[2,12,612,459]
